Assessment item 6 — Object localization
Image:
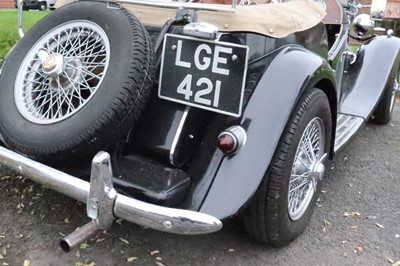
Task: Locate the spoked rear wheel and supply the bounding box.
[243,88,332,246]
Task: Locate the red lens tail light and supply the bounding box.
[218,133,237,154]
[217,126,247,155]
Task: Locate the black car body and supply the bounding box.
[0,0,399,251]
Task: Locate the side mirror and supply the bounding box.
[351,14,375,37]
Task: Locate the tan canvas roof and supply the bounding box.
[55,0,326,38]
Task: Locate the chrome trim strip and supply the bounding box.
[169,106,190,166]
[334,114,364,152]
[336,114,352,133]
[119,0,237,12]
[0,146,222,234]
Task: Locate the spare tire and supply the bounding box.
[0,1,155,163]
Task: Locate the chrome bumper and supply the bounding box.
[0,146,222,243]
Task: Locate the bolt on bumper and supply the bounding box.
[0,146,222,250]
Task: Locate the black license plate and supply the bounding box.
[158,34,248,117]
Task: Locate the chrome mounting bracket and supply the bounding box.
[60,152,117,252]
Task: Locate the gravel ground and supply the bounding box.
[0,105,399,266]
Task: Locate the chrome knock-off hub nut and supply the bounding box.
[38,50,64,77]
[42,54,57,71]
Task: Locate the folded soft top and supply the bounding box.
[55,0,326,38]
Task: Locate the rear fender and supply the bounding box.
[199,46,336,219]
[340,36,400,118]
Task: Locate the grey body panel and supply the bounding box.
[340,36,400,119]
[199,46,336,219]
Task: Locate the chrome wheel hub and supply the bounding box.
[48,58,84,94]
[14,20,110,125]
[38,50,64,77]
[288,117,326,221]
[309,154,327,192]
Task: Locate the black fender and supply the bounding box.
[199,46,337,219]
[340,35,400,118]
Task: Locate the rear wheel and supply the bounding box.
[243,89,332,247]
[370,64,399,125]
[0,2,155,163]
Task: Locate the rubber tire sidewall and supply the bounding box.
[371,63,399,125]
[0,2,153,162]
[244,89,332,247]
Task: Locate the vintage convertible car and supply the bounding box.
[0,0,399,251]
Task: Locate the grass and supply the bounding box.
[0,10,49,60]
[349,44,359,52]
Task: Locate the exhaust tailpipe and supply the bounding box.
[60,220,99,252]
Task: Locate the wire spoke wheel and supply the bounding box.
[14,21,110,124]
[288,117,325,221]
[0,2,154,162]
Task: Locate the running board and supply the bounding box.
[334,114,364,152]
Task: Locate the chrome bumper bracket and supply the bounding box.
[87,151,116,229]
[61,152,118,252]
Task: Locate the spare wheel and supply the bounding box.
[0,1,155,163]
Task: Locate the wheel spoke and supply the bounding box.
[66,63,102,80]
[288,117,325,221]
[290,172,309,182]
[289,179,310,193]
[295,155,311,170]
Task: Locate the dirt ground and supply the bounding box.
[0,105,399,266]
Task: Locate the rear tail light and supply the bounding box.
[217,126,247,155]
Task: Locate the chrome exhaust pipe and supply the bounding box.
[60,221,99,252]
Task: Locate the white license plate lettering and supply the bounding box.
[175,41,232,75]
[177,74,193,100]
[159,34,248,117]
[177,74,221,108]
